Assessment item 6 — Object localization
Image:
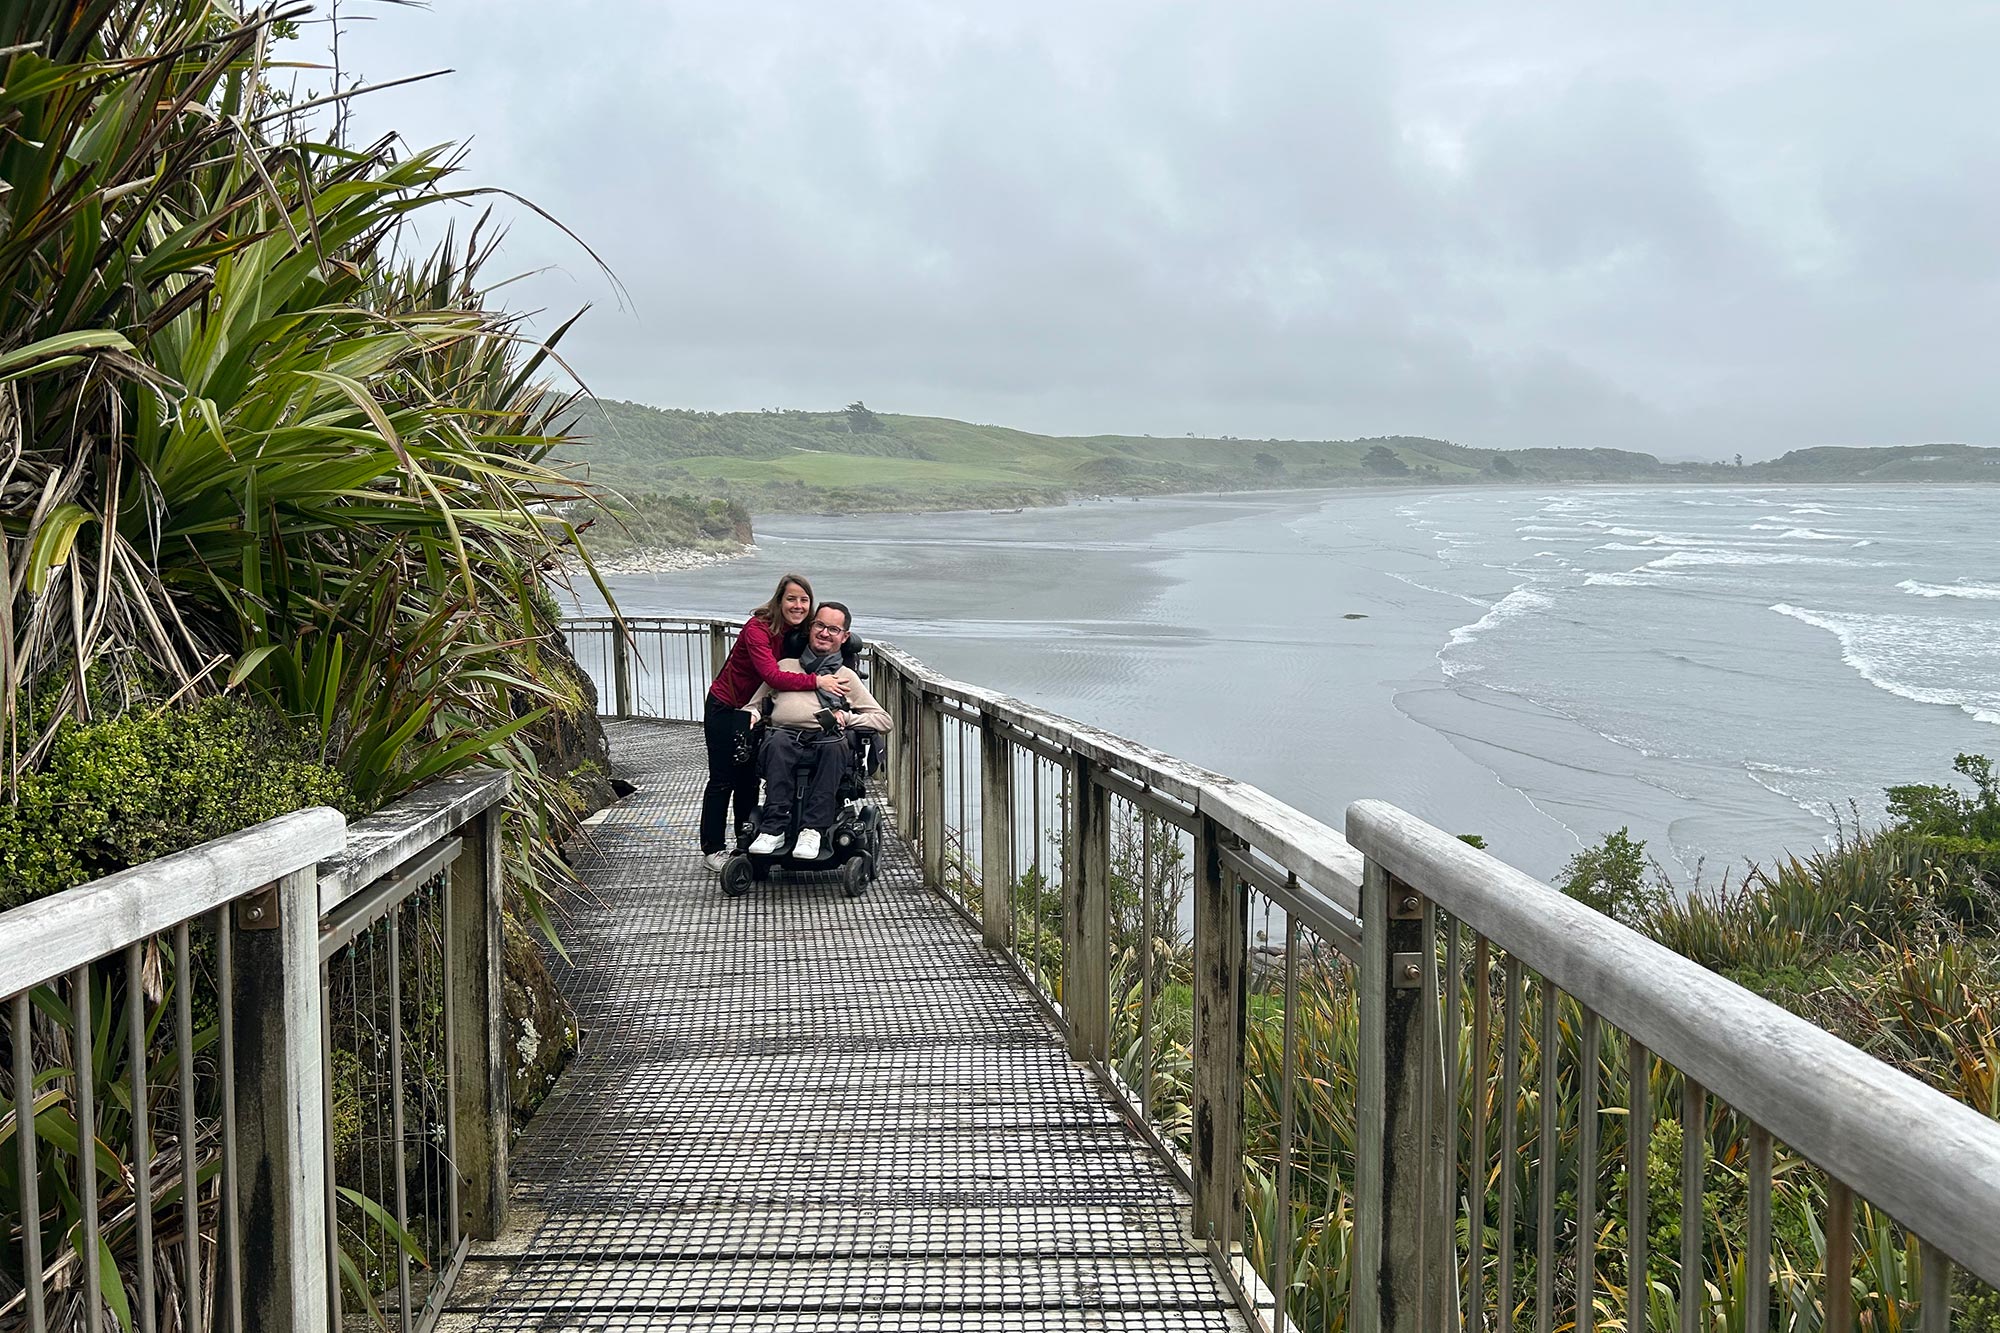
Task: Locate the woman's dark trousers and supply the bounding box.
[701,694,759,853]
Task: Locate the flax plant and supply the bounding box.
[1,1,619,1324]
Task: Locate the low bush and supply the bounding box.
[0,697,352,911]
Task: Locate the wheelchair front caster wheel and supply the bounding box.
[840,858,868,899]
[721,855,754,898]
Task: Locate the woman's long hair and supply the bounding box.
[750,572,814,635]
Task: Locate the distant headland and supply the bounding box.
[553,399,1999,551]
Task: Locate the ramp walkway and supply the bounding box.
[442,718,1244,1330]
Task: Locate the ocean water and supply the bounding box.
[576,485,1999,885]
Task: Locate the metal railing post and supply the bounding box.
[1064,753,1110,1062]
[1190,814,1247,1252]
[612,615,633,718]
[1354,854,1446,1333]
[448,800,511,1238]
[232,864,331,1330]
[918,691,945,886]
[978,711,1014,950]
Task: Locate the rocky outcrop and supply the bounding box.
[503,907,574,1120]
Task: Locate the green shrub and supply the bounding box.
[1556,826,1661,925]
[0,697,352,911]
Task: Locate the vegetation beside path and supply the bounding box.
[991,752,1999,1332]
[0,3,627,1318]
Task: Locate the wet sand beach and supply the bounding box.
[569,486,1999,884]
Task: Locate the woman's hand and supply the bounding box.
[821,675,852,697]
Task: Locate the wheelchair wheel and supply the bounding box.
[840,857,868,899]
[720,855,754,898]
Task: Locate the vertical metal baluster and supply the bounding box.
[72,965,103,1333]
[1273,916,1299,1333]
[14,988,47,1331]
[1011,750,1025,972]
[1139,810,1155,1122]
[215,909,242,1333]
[1059,762,1072,1000]
[430,885,449,1273]
[1498,957,1522,1333]
[388,912,415,1332]
[1032,759,1045,991]
[1747,1125,1771,1333]
[422,885,440,1298]
[175,923,197,1332]
[322,963,342,1327]
[1444,915,1462,1296]
[1824,1180,1853,1333]
[1679,1079,1706,1333]
[1537,979,1558,1333]
[1469,936,1490,1331]
[1576,1007,1600,1333]
[1629,1040,1651,1333]
[410,891,432,1282]
[1917,1238,1949,1333]
[443,867,462,1258]
[363,929,385,1302]
[127,943,156,1333]
[965,725,976,893]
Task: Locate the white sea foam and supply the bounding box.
[1594,525,1806,549]
[1742,762,1841,826]
[1898,579,2000,601]
[1441,585,1556,676]
[1774,527,1852,541]
[1383,571,1488,608]
[1789,504,1835,515]
[1647,550,1873,569]
[1769,603,2000,726]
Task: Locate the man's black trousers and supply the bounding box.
[757,727,848,833]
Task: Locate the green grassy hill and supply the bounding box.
[557,400,1702,512]
[554,399,2000,522]
[1752,442,2000,482]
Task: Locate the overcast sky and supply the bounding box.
[319,1,2000,457]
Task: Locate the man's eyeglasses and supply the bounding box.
[810,620,844,635]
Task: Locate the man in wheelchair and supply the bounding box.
[742,601,890,860]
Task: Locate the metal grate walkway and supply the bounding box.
[442,719,1245,1331]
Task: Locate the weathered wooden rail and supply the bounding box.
[573,613,2000,1333]
[1,770,512,1332]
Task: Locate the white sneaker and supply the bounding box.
[747,832,785,856]
[702,850,730,873]
[792,828,822,860]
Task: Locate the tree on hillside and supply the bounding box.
[1254,451,1284,475]
[1363,444,1409,476]
[845,400,884,433]
[1490,454,1518,476]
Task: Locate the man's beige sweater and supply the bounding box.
[743,660,891,733]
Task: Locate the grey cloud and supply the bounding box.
[331,0,2000,456]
